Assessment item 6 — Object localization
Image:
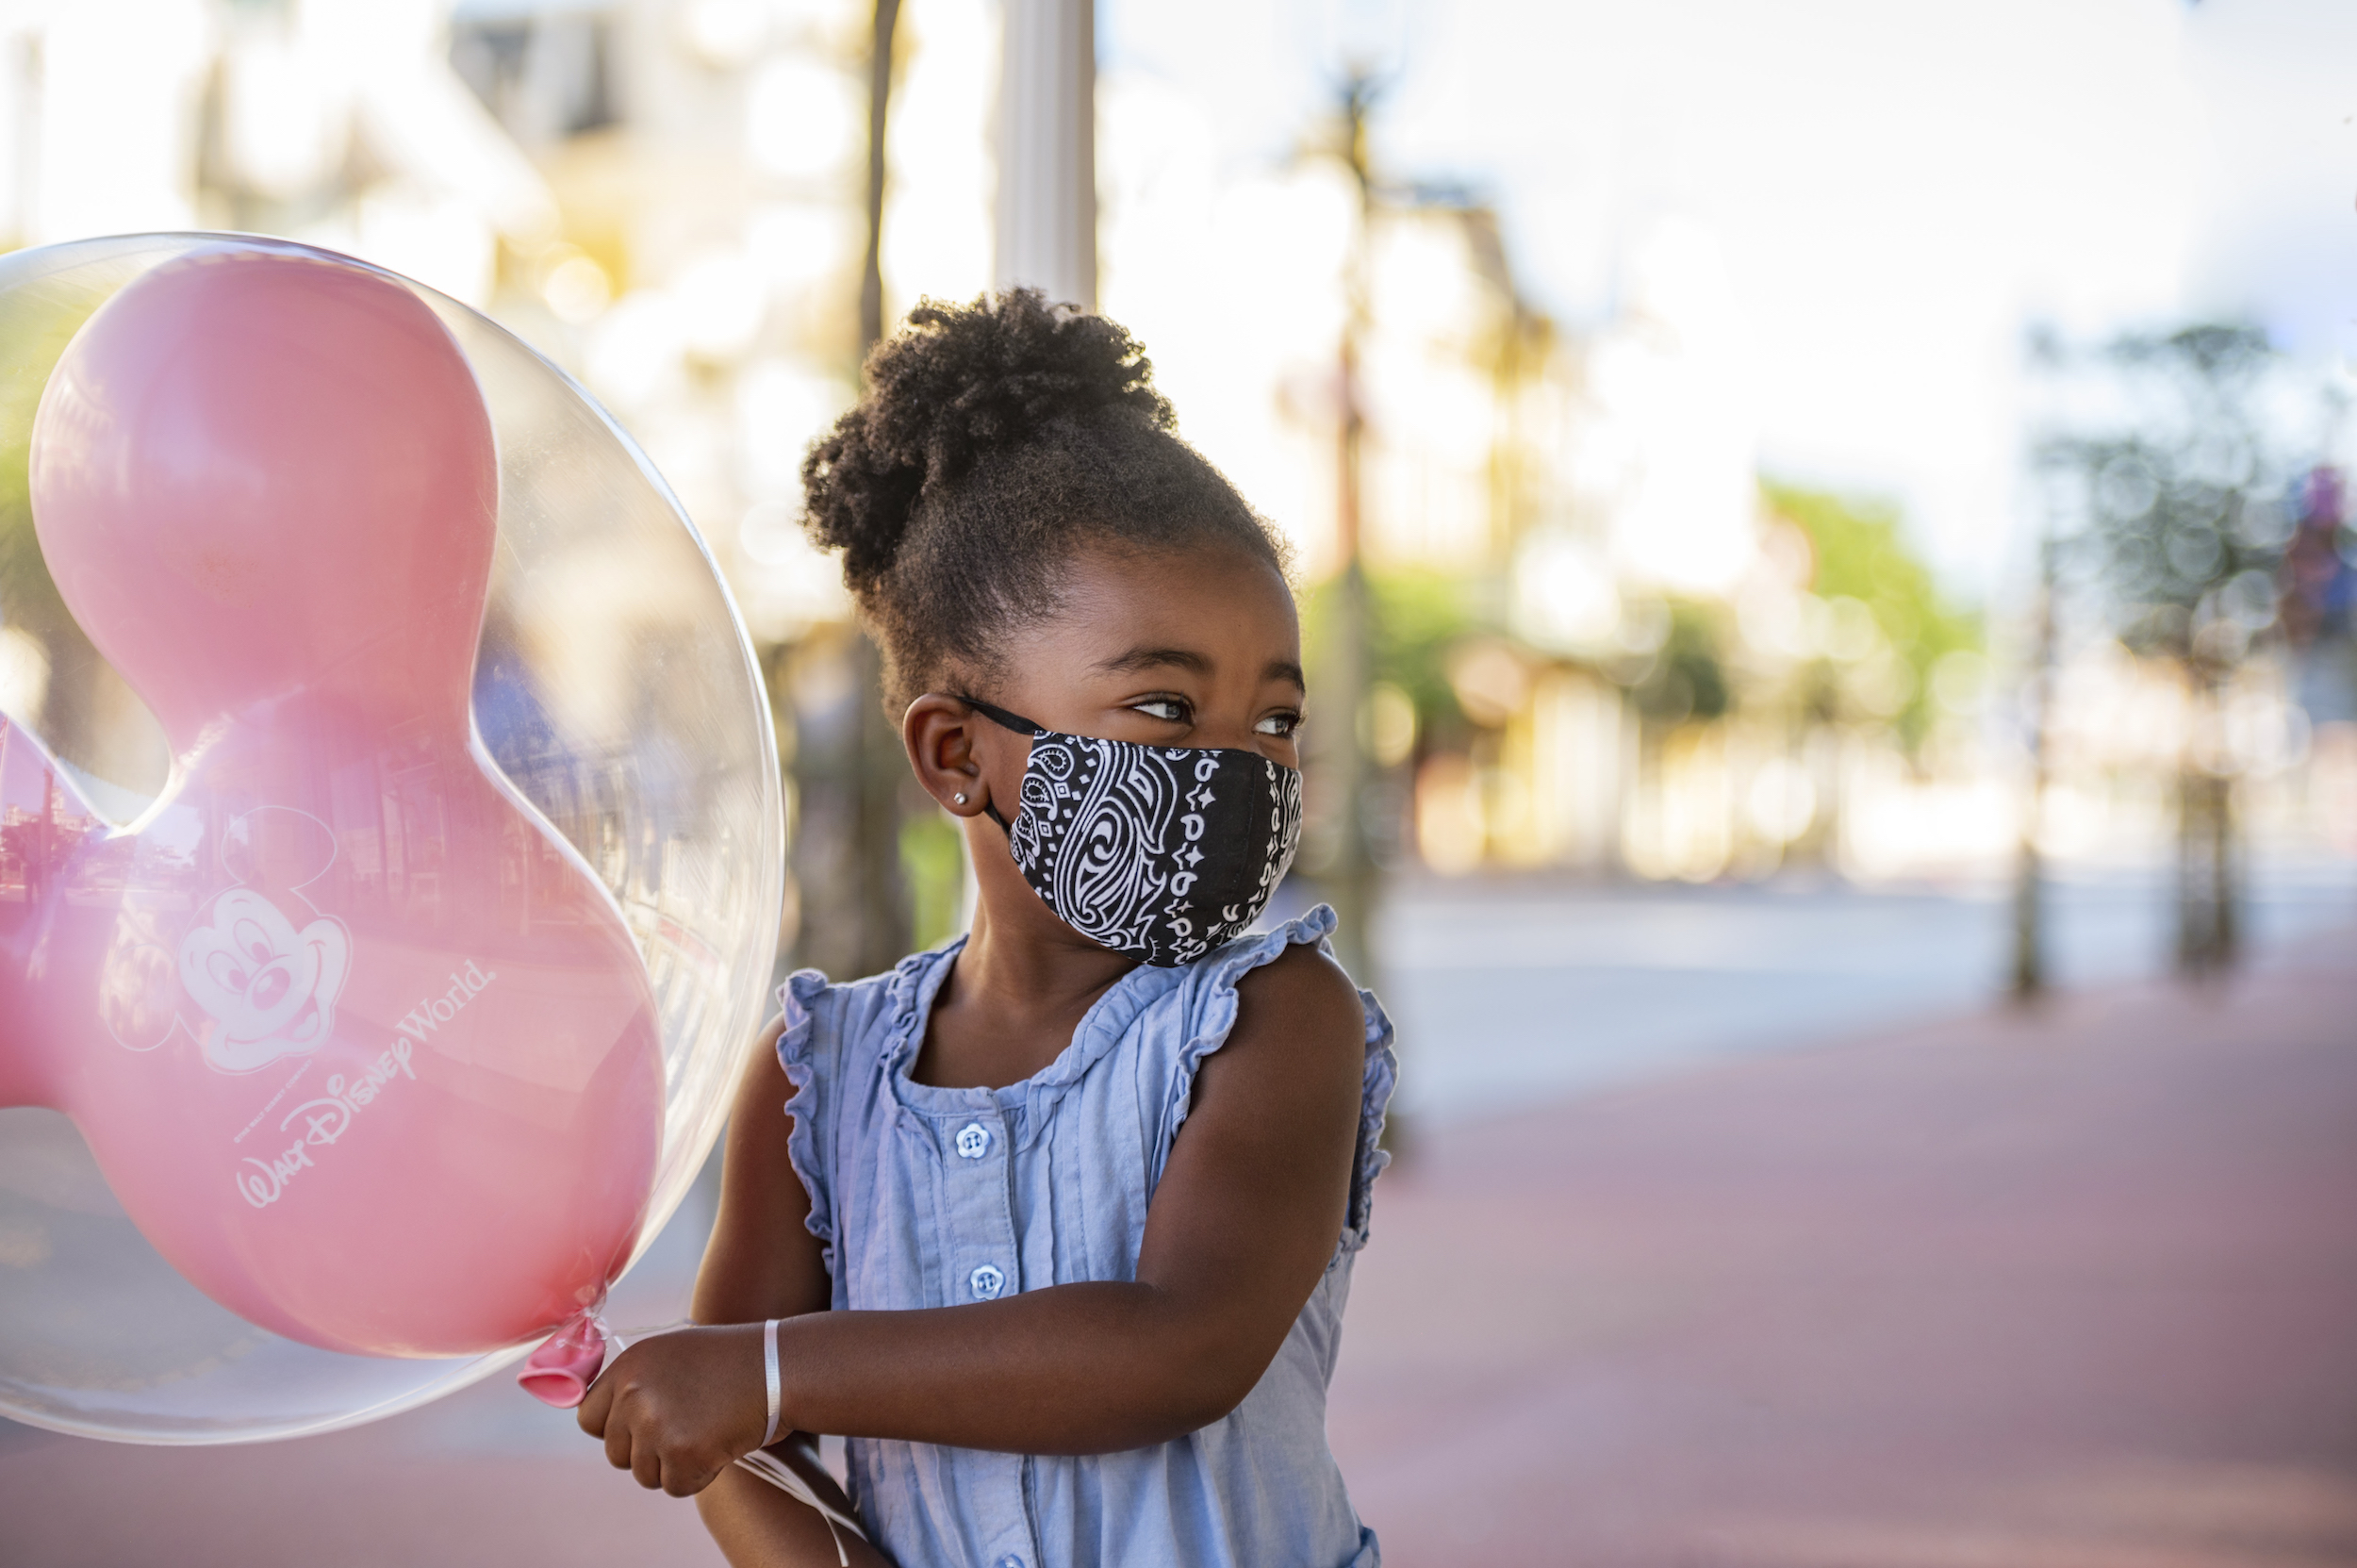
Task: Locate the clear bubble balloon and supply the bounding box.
[0,235,781,1442]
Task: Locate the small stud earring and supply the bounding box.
[953,792,969,806]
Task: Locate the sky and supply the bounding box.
[1098,0,2357,601]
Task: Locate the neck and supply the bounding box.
[948,814,1139,1022]
[951,898,1138,1020]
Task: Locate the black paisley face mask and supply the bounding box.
[961,696,1304,966]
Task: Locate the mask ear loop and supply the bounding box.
[954,693,1044,736]
[951,693,1043,833]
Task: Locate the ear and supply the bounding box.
[902,695,996,819]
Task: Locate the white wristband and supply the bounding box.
[760,1317,782,1449]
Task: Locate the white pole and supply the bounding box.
[994,0,1096,311]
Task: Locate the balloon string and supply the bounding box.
[586,1314,687,1364]
[735,1446,865,1566]
[591,1317,867,1564]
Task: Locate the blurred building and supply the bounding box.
[1099,80,2016,886]
[0,0,2339,903]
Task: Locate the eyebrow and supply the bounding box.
[1094,647,1307,692]
[1093,645,1211,677]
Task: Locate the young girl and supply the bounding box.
[576,291,1395,1568]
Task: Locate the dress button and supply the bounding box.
[954,1121,991,1159]
[969,1263,1006,1300]
[997,1558,1025,1568]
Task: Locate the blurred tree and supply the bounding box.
[1299,568,1479,747]
[2009,529,2060,999]
[1763,482,1980,751]
[1632,600,1731,727]
[790,0,915,983]
[899,807,966,951]
[1312,70,1381,1026]
[0,388,62,657]
[2033,324,2308,975]
[0,281,156,787]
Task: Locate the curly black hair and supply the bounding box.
[800,289,1287,711]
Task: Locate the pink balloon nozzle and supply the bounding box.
[518,1311,609,1409]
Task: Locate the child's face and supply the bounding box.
[906,536,1307,951]
[981,540,1304,767]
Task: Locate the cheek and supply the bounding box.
[987,741,1036,811]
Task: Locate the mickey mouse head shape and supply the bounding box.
[177,880,350,1075]
[0,247,664,1358]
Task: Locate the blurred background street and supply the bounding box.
[4,892,2353,1565]
[1372,859,2357,1122]
[2,0,2355,1561]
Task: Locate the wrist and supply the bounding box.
[768,1308,823,1441]
[682,1320,773,1458]
[757,1316,783,1449]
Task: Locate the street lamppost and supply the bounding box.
[1324,71,1381,999]
[842,0,914,981]
[996,0,1096,311]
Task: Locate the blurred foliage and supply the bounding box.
[2032,325,2298,682]
[2022,322,2316,975]
[1632,600,1731,725]
[0,450,46,629]
[0,273,119,764]
[1764,481,1980,749]
[899,807,966,952]
[0,292,89,640]
[1304,566,1486,747]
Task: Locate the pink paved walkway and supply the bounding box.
[4,933,2352,1566]
[1332,932,2357,1565]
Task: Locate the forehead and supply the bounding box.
[1045,543,1300,661]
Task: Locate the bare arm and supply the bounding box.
[695,1432,890,1568]
[582,943,1367,1475]
[691,1015,831,1329]
[585,1017,887,1561]
[766,942,1367,1452]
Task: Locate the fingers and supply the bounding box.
[631,1434,663,1491]
[575,1372,614,1438]
[591,1389,722,1495]
[603,1390,638,1472]
[662,1458,718,1498]
[570,1331,746,1497]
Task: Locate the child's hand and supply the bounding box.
[576,1324,768,1495]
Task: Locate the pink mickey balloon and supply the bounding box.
[0,247,664,1358]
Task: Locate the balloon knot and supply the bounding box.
[516,1308,608,1409]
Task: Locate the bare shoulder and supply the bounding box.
[1158,939,1366,1263]
[1235,939,1362,1025]
[1220,940,1367,1079]
[734,1015,791,1116]
[754,1012,787,1061]
[693,1010,828,1323]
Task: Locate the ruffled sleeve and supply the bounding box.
[1163,904,1398,1256]
[774,968,837,1272]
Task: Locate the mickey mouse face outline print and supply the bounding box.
[178,883,351,1072]
[144,807,354,1076]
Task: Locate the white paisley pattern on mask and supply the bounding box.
[1006,735,1304,966]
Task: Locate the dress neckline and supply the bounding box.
[881,938,1170,1115]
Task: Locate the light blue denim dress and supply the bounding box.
[776,904,1395,1568]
